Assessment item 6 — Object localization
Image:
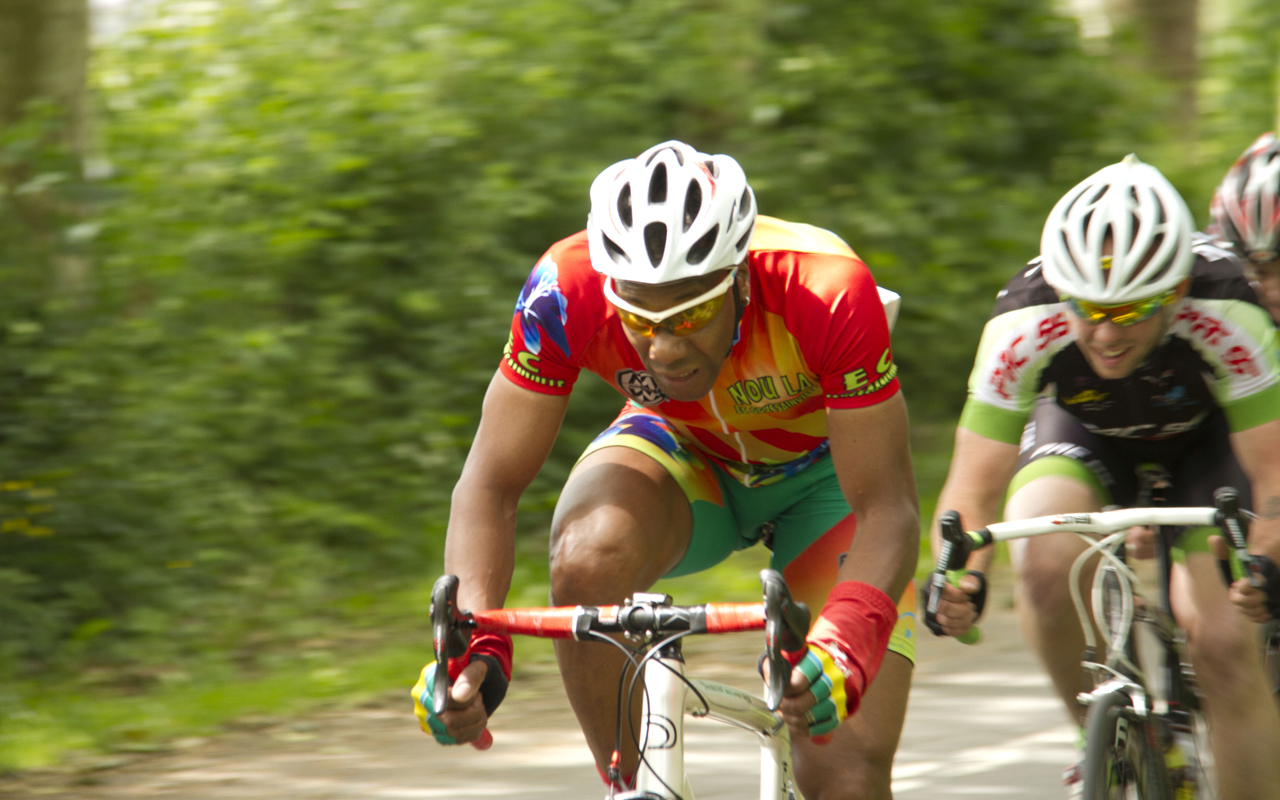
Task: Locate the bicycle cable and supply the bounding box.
[619,628,713,800]
[582,629,646,796]
[1069,530,1147,679]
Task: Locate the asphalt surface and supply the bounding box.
[1,572,1076,799]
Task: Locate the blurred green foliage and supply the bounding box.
[0,0,1264,710]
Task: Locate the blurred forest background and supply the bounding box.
[1,0,1278,767]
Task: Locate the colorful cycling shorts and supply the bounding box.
[1010,398,1252,556]
[578,404,916,664]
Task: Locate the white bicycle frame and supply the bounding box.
[630,652,800,800]
[970,505,1220,798]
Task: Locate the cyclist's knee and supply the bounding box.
[1005,474,1102,521]
[549,509,641,604]
[1014,539,1082,612]
[549,502,687,605]
[795,722,896,800]
[796,757,890,800]
[1186,611,1258,688]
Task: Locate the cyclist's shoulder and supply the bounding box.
[521,230,610,308]
[748,216,858,259]
[990,258,1060,318]
[535,230,596,279]
[747,217,878,310]
[1186,233,1258,305]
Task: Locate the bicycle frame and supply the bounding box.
[634,647,798,800]
[924,498,1243,800]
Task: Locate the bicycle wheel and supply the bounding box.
[1082,690,1173,800]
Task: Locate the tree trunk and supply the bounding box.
[1107,0,1200,136]
[0,0,89,152]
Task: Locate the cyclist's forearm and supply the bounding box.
[444,481,520,613]
[838,501,919,599]
[930,427,1018,571]
[1249,513,1280,564]
[931,486,1004,574]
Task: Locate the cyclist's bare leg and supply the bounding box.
[548,445,693,777]
[779,513,912,799]
[791,651,912,800]
[1171,553,1280,798]
[1004,475,1103,725]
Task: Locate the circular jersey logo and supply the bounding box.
[616,369,668,407]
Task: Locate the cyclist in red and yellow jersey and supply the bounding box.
[412,141,919,799]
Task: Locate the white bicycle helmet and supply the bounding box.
[587,141,756,284]
[1040,154,1195,304]
[1211,132,1280,263]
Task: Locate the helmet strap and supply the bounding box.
[726,276,748,357]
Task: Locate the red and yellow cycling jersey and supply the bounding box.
[499,216,899,486]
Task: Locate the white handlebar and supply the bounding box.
[982,507,1218,543]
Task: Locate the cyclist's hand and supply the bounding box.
[775,581,897,741]
[413,659,492,745]
[1126,525,1155,560]
[411,632,512,748]
[931,572,985,637]
[1209,536,1280,623]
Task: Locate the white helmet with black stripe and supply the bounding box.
[587,141,757,284]
[1040,154,1195,304]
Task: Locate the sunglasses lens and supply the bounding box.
[1067,293,1170,327]
[618,309,657,336]
[616,292,728,337]
[670,293,727,336]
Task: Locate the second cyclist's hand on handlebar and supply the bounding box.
[412,659,493,747]
[934,574,983,637]
[1209,535,1279,623]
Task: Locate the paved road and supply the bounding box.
[1,578,1075,799]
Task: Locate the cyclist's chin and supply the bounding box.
[1082,347,1146,380]
[653,368,715,402]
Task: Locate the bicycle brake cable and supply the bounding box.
[584,629,645,794]
[622,629,705,800]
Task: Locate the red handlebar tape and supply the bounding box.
[472,607,580,638]
[470,603,767,638]
[702,603,767,632]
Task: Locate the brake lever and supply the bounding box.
[1215,487,1265,589]
[924,511,981,644]
[430,574,474,715]
[761,569,810,711]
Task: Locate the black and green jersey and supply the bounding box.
[959,237,1280,444]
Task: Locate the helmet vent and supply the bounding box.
[686,224,719,265]
[603,234,630,265]
[683,181,702,232]
[703,159,719,179]
[736,223,754,253]
[1139,233,1172,283]
[737,188,752,220]
[618,183,633,229]
[649,164,668,204]
[644,222,667,267]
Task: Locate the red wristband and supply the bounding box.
[805,581,898,713]
[447,632,513,681]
